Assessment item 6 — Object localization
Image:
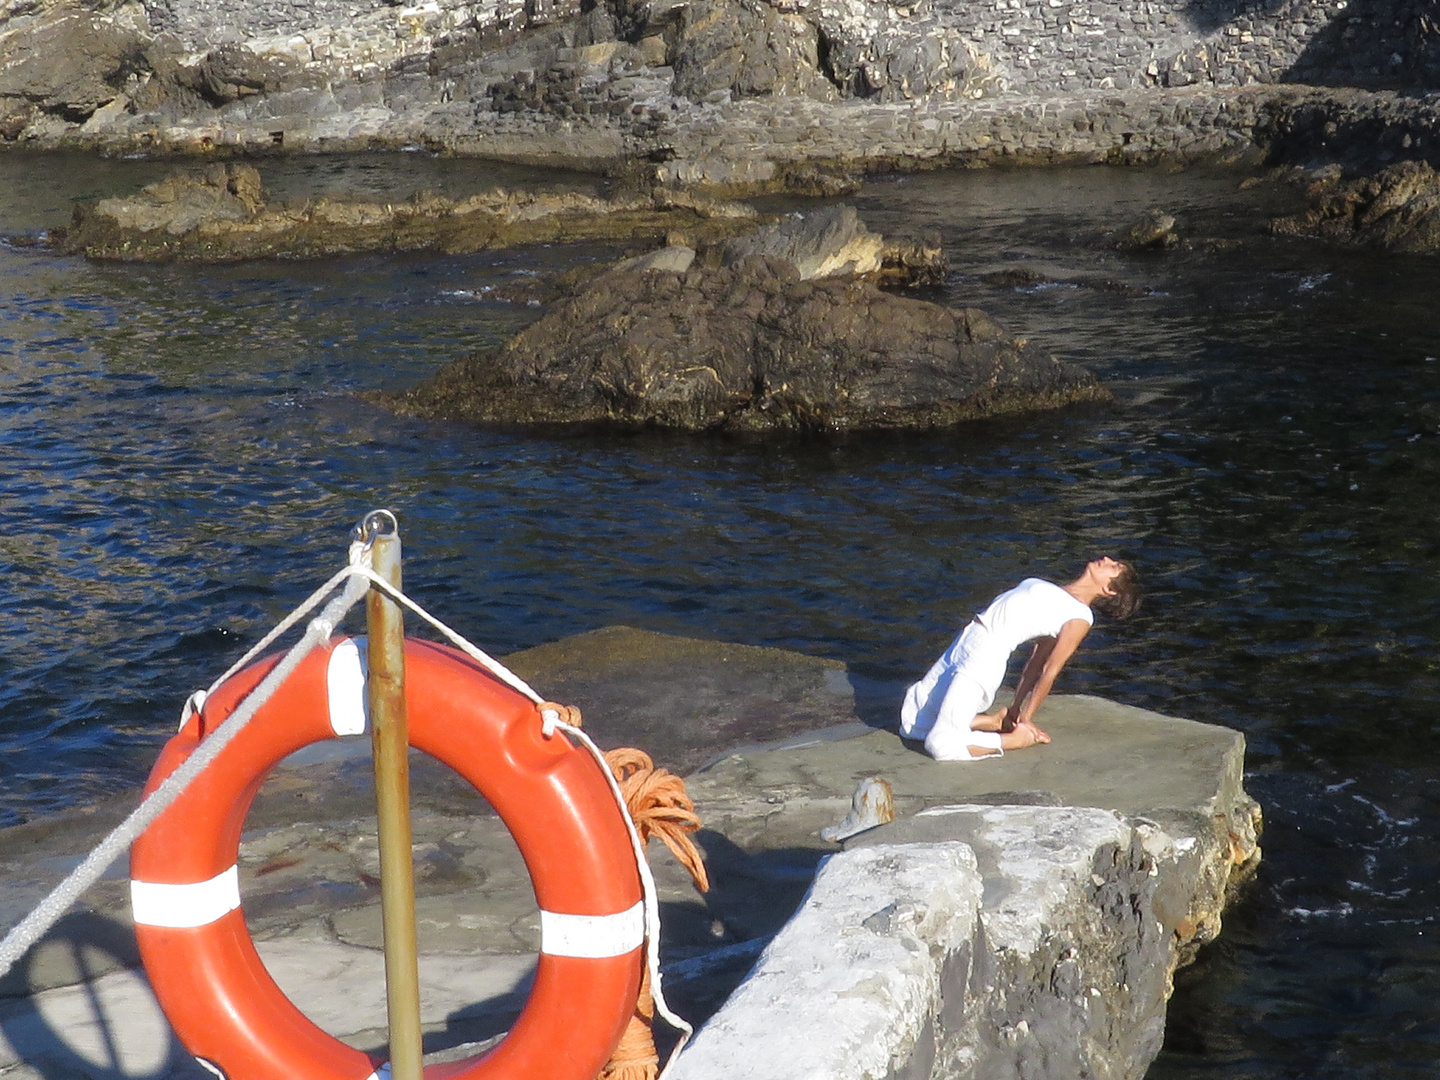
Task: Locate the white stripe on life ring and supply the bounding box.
[539,902,645,958]
[131,866,241,928]
[327,637,369,736]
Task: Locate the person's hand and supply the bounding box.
[1000,705,1020,733]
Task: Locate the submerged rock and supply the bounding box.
[394,253,1106,433]
[50,163,762,261]
[1269,160,1440,253]
[1117,208,1180,250]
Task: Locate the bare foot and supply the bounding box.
[1020,719,1051,745]
[970,709,1007,733]
[999,721,1051,752]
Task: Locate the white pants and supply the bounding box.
[900,660,1006,762]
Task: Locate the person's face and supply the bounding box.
[1087,556,1125,594]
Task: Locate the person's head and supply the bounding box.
[1086,556,1141,619]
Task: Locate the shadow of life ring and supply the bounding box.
[130,636,644,1080]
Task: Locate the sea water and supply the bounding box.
[2,151,1439,1078]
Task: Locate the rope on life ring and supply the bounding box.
[599,748,709,1080]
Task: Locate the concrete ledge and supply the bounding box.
[671,843,982,1080]
[672,806,1171,1080]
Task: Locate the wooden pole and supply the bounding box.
[364,513,423,1080]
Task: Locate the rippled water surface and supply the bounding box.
[4,150,1440,1078]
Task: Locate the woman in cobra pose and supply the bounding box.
[901,556,1141,762]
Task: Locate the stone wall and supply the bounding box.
[782,0,1439,102]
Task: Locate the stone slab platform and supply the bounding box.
[0,627,1258,1080]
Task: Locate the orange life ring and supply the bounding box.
[130,636,644,1080]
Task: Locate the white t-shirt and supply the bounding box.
[899,578,1093,739]
[963,578,1093,662]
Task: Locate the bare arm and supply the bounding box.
[1004,618,1091,730]
[1003,638,1054,730]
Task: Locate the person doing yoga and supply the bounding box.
[900,556,1141,762]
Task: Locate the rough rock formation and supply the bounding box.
[673,687,1262,1080]
[50,162,762,260]
[4,0,1440,181]
[1270,160,1440,253]
[394,251,1104,432]
[1117,208,1180,251]
[720,203,882,278]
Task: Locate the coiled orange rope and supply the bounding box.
[599,746,710,1080]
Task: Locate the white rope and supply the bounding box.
[0,550,694,1076]
[195,536,376,705]
[342,565,547,706]
[339,566,695,1073]
[554,721,694,1077]
[0,571,371,983]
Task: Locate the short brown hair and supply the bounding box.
[1092,559,1141,619]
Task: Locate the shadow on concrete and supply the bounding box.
[432,981,528,1060]
[0,913,204,1080]
[653,829,829,1030]
[846,672,906,733]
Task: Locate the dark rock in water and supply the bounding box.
[1269,160,1440,253]
[51,164,762,261]
[982,267,1051,288]
[1070,275,1155,297]
[393,254,1107,433]
[1117,209,1179,251]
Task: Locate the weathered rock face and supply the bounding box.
[671,811,1174,1080]
[720,203,882,278]
[394,253,1106,432]
[51,163,761,260]
[669,0,837,103]
[5,0,1440,182]
[1270,160,1440,253]
[670,843,987,1080]
[0,1,150,123]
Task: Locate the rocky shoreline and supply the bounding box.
[4,0,1440,187]
[32,160,1106,432]
[50,160,763,260]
